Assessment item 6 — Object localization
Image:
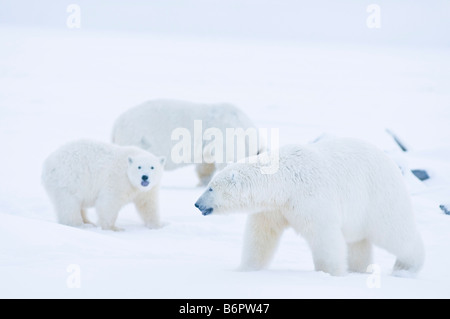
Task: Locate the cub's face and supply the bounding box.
[127,155,165,191]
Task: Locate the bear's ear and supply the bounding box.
[159,156,166,166]
[128,157,134,165]
[141,136,152,149]
[230,172,237,184]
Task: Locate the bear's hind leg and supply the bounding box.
[239,211,288,271]
[372,225,425,274]
[196,163,216,186]
[392,231,425,274]
[52,193,83,227]
[347,239,373,273]
[81,209,95,226]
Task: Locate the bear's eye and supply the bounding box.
[151,166,154,170]
[208,187,213,192]
[138,166,142,170]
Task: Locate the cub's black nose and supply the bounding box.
[142,175,149,181]
[194,202,199,208]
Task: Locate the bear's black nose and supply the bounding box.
[194,202,199,208]
[142,175,149,181]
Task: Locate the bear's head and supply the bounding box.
[127,154,165,191]
[194,162,266,216]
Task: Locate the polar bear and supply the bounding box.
[42,139,165,231]
[112,99,264,185]
[194,138,425,276]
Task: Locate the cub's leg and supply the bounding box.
[52,192,83,227]
[134,187,162,229]
[95,195,123,231]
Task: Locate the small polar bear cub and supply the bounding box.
[195,138,425,276]
[42,139,165,231]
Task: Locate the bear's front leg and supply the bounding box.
[134,187,162,229]
[305,225,347,276]
[239,211,288,271]
[347,239,373,273]
[95,195,124,231]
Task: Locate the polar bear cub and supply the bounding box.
[195,138,425,276]
[42,139,165,231]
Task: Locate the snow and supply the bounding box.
[1,1,450,299]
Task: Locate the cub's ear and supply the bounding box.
[128,157,134,165]
[159,156,166,166]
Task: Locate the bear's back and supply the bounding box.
[42,140,139,197]
[112,99,254,141]
[278,138,407,204]
[112,99,258,170]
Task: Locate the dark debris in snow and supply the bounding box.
[412,169,430,181]
[439,205,450,215]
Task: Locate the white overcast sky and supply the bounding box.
[0,0,449,47]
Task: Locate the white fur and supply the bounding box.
[195,138,425,276]
[111,99,262,185]
[42,139,165,231]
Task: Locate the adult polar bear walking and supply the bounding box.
[112,99,264,185]
[42,140,165,231]
[195,138,425,276]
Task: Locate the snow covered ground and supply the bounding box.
[1,1,450,299]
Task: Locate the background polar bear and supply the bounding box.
[42,139,165,231]
[112,99,264,185]
[195,138,425,276]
